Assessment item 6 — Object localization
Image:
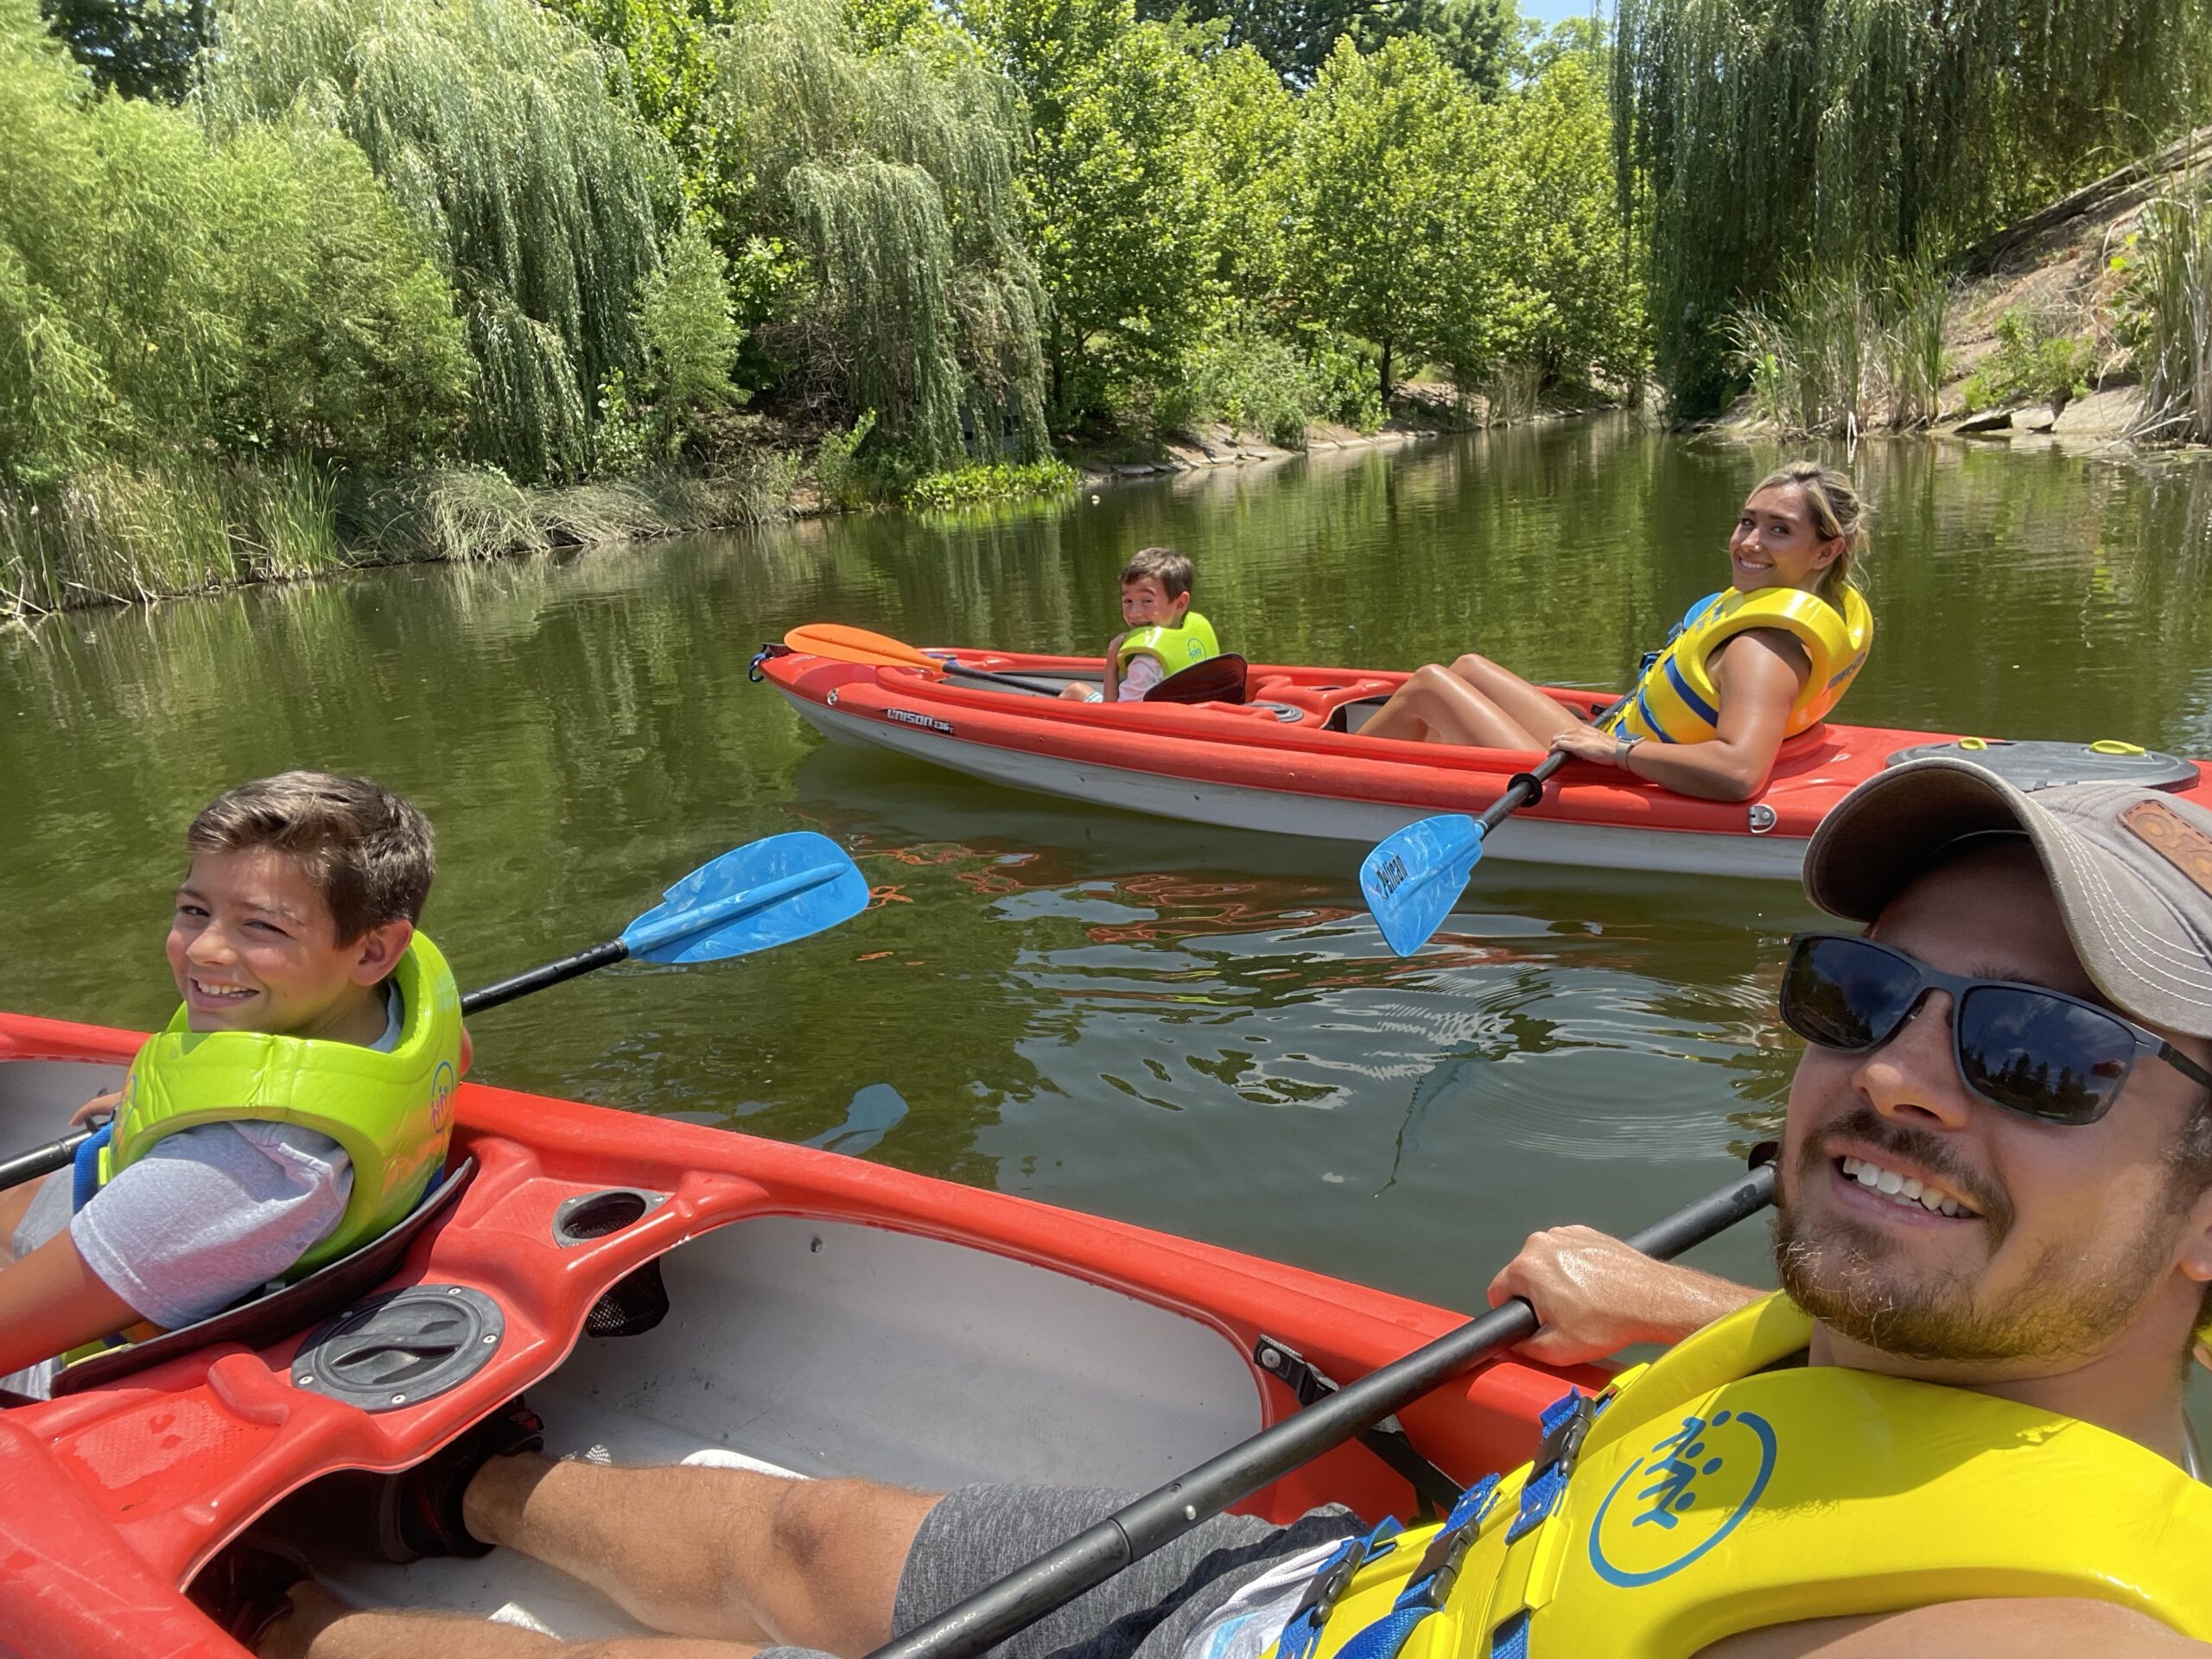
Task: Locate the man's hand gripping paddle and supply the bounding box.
[0,831,871,1192]
[1360,690,1636,957]
[783,624,1067,698]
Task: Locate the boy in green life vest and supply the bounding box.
[1059,547,1220,704]
[0,771,467,1397]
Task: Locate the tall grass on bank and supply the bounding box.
[3,454,800,619]
[2131,177,2212,446]
[1728,260,1949,435]
[1,460,346,617]
[358,459,803,563]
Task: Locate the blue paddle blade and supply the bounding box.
[621,831,870,964]
[1360,815,1485,957]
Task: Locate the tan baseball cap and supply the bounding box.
[1802,757,2212,1040]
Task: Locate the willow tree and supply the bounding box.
[201,0,676,480]
[1613,0,2212,410]
[720,0,1049,464]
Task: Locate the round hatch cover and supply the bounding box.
[292,1286,504,1410]
[1884,740,2198,793]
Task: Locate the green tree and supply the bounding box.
[201,0,677,481]
[1292,34,1503,401]
[971,0,1219,426]
[719,0,1050,462]
[543,0,753,226]
[0,0,467,483]
[1198,42,1298,308]
[1499,41,1643,390]
[1135,0,1522,92]
[636,219,747,443]
[38,0,207,100]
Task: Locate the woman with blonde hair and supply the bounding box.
[1360,461,1872,802]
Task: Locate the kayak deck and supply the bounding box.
[759,643,2211,882]
[0,1012,1586,1653]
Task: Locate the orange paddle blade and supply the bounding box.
[784,624,948,675]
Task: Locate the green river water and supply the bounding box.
[7,418,2212,1327]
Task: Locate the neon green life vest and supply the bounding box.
[1265,1294,2212,1659]
[107,932,463,1276]
[1117,612,1220,681]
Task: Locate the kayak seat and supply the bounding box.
[1145,653,1249,706]
[1325,696,1391,734]
[51,1157,477,1398]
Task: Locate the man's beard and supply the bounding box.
[1774,1105,2177,1365]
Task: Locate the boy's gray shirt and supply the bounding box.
[3,987,402,1395]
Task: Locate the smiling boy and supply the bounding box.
[1059,547,1220,704]
[0,772,466,1395]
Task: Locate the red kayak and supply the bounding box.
[757,638,2209,882]
[0,1010,1600,1655]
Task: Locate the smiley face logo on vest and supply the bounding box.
[1586,1407,1777,1587]
[429,1059,456,1132]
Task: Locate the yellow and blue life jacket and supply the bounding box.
[94,932,463,1275]
[1118,612,1220,680]
[1266,1294,2212,1659]
[1605,586,1872,747]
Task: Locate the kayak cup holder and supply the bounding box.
[553,1188,673,1340]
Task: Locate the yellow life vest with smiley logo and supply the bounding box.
[1267,1294,2212,1659]
[1606,586,1872,747]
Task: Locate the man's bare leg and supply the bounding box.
[261,1583,757,1659]
[459,1455,940,1651]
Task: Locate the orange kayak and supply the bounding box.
[755,639,2210,882]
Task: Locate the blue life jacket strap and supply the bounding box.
[71,1122,114,1213]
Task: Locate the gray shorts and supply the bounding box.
[769,1484,1360,1659]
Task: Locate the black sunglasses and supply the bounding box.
[1780,932,2212,1127]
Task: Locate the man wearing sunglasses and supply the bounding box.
[1491,755,2212,1652]
[250,755,2212,1657]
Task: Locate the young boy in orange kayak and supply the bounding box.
[1058,547,1221,703]
[0,771,467,1395]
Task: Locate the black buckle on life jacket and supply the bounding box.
[1399,1475,1499,1610]
[1535,1391,1595,1475]
[748,642,791,683]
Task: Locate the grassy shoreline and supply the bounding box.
[1,454,803,620]
[2,397,1585,620]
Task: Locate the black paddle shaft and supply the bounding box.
[942,661,1068,698]
[1478,690,1638,836]
[866,1158,1779,1659]
[3,941,636,1192]
[461,940,631,1014]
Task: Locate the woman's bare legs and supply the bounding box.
[1439,656,1589,745]
[1360,656,1587,748]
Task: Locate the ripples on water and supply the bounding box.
[6,423,2212,1319]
